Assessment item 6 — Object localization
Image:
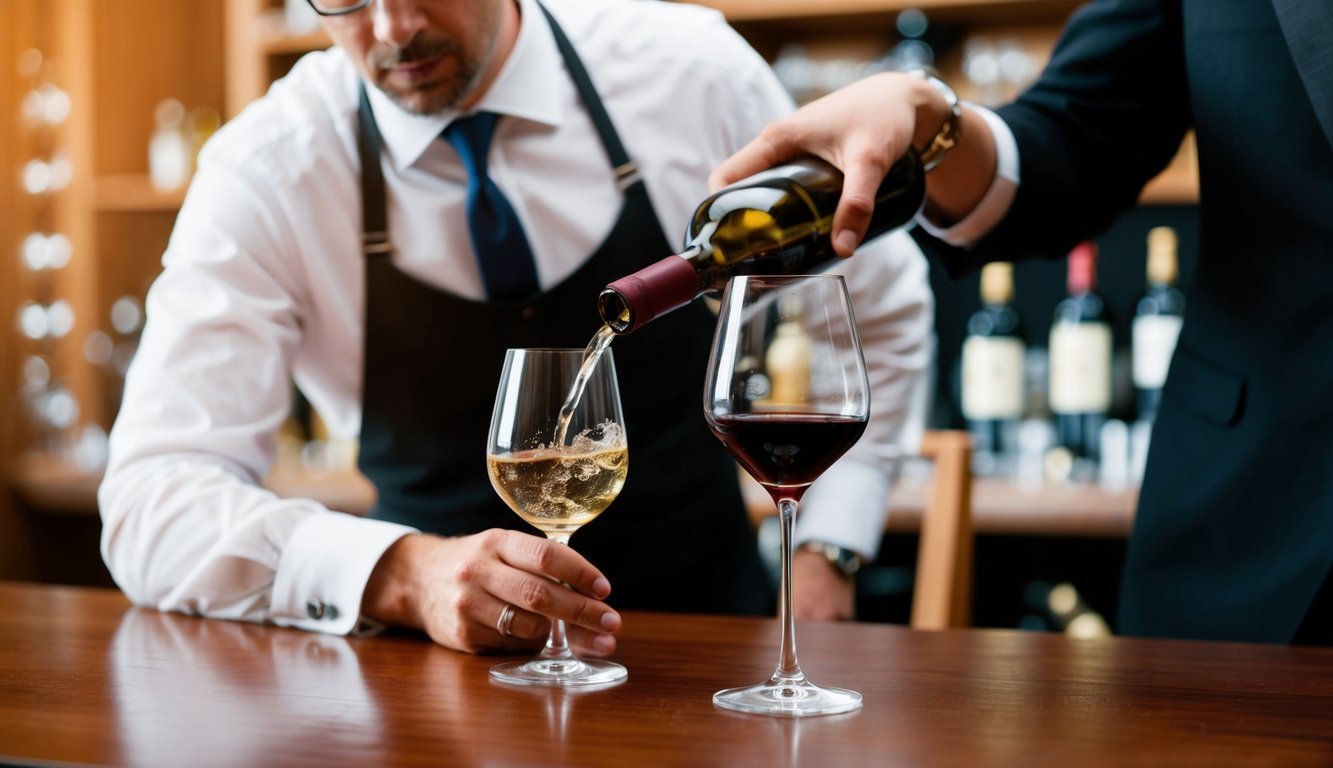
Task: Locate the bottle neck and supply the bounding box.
[1146,249,1178,286]
[598,153,924,334]
[1068,260,1097,294]
[1146,226,1178,286]
[597,247,703,333]
[979,262,1014,305]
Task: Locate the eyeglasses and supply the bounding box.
[305,0,375,16]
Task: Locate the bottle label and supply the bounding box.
[1132,315,1183,389]
[961,336,1025,419]
[1049,323,1112,412]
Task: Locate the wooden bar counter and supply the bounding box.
[0,582,1329,767]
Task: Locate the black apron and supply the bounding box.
[354,6,772,615]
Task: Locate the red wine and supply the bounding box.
[707,412,867,502]
[598,155,924,334]
[1049,242,1112,466]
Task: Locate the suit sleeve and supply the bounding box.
[916,0,1192,277]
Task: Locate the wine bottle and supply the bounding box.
[1131,226,1185,422]
[597,154,925,333]
[1048,242,1112,469]
[764,295,813,407]
[960,261,1025,475]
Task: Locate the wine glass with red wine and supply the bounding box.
[704,274,869,716]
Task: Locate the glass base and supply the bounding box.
[713,679,862,717]
[490,657,627,688]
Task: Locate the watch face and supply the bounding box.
[803,541,862,576]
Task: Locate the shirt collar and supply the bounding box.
[363,0,566,172]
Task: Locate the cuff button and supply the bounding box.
[307,600,338,620]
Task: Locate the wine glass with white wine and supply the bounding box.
[486,347,629,687]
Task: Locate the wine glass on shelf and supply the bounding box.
[704,275,869,716]
[486,347,629,687]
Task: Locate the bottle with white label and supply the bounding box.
[961,262,1025,475]
[1049,242,1112,468]
[1132,226,1185,422]
[148,98,192,191]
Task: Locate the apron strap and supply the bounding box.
[537,3,644,194]
[357,85,392,257]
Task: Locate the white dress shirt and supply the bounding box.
[100,0,933,635]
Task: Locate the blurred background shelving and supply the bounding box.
[4,0,1194,634]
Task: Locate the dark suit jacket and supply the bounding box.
[917,0,1333,642]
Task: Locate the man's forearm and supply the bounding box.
[922,106,998,227]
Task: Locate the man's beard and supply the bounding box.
[370,34,482,115]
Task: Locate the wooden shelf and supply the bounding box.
[259,29,330,55]
[16,452,1133,538]
[93,174,188,213]
[690,0,1078,24]
[744,474,1135,539]
[12,452,375,517]
[692,0,1198,206]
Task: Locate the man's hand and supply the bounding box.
[709,71,993,258]
[361,531,621,656]
[792,548,856,621]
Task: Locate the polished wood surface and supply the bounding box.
[1,583,1329,767]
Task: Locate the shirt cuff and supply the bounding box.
[271,512,417,635]
[794,459,891,560]
[915,103,1021,249]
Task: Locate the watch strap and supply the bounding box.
[798,540,865,577]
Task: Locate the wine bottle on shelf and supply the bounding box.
[1131,226,1185,422]
[764,295,813,407]
[597,154,925,334]
[960,261,1025,475]
[1048,242,1112,474]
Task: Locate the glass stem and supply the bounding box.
[774,497,804,683]
[539,532,575,662]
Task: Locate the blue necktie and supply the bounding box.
[443,112,540,299]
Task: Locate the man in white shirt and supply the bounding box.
[100,0,932,655]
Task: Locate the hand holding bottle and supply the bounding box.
[708,71,995,256]
[600,155,923,333]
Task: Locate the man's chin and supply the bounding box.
[378,80,465,116]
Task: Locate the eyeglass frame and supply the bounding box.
[305,0,375,17]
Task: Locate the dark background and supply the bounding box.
[864,203,1201,631]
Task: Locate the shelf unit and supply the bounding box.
[692,0,1197,205]
[225,0,331,119]
[4,0,228,580]
[11,0,227,434]
[6,0,1182,586]
[2,1,32,579]
[217,0,1196,201]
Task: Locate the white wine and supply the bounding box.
[598,154,924,333]
[554,324,616,447]
[487,443,628,538]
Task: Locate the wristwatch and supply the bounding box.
[797,541,866,577]
[908,68,964,173]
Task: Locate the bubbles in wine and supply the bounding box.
[487,441,628,531]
